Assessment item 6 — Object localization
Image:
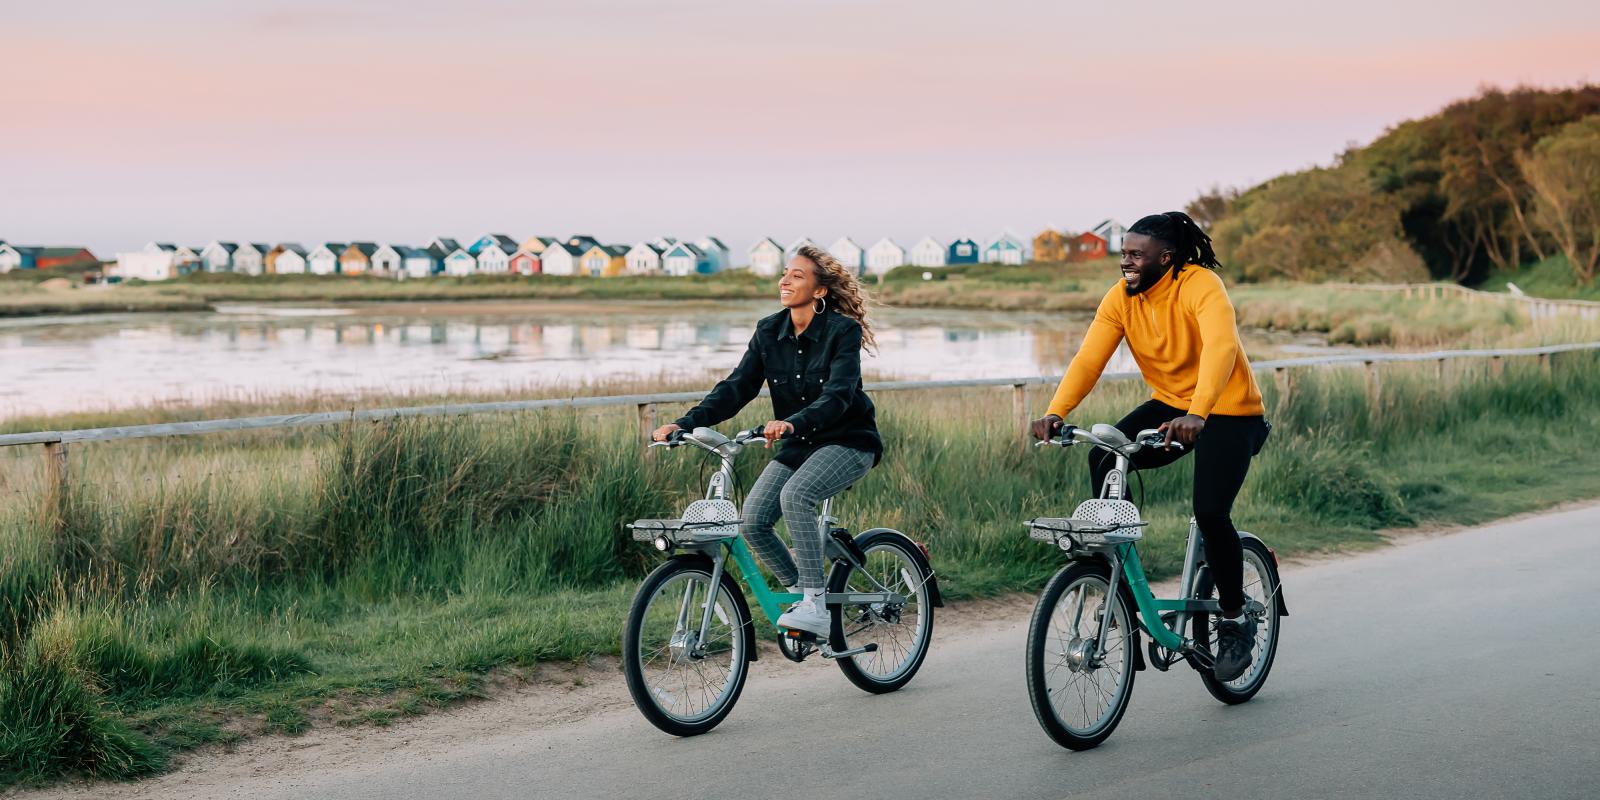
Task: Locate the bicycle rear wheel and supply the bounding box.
[828,531,934,693]
[623,556,750,736]
[1192,537,1281,704]
[1025,560,1136,751]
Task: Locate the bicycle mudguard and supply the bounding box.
[853,527,945,608]
[1238,532,1289,617]
[668,552,761,662]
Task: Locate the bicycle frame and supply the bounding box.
[668,435,904,638]
[1081,443,1222,654]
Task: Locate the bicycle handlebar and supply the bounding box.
[1035,425,1184,453]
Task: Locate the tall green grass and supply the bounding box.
[3,353,1599,785]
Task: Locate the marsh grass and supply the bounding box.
[1,349,1598,785]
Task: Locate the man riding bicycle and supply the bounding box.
[1029,211,1270,682]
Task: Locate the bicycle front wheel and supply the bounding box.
[623,556,750,736]
[828,531,934,693]
[1025,560,1136,751]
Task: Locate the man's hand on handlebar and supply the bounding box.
[1029,414,1064,442]
[651,423,682,443]
[1159,414,1205,448]
[760,420,794,447]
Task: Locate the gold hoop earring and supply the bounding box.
[813,297,827,314]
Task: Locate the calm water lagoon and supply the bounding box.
[0,300,1339,419]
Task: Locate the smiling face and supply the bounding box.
[779,255,826,309]
[1119,232,1173,295]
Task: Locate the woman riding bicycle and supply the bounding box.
[652,244,881,637]
[1029,211,1270,682]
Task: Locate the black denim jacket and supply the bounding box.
[674,308,882,469]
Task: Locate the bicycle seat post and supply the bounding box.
[817,496,836,529]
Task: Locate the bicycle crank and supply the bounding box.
[822,643,878,660]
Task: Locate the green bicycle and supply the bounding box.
[1024,423,1288,750]
[623,426,942,736]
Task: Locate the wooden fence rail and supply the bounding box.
[6,341,1599,524]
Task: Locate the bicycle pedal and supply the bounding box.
[783,629,820,643]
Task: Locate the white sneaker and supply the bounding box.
[777,594,830,637]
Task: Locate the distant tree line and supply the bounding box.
[1192,86,1600,286]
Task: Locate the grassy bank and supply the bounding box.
[3,352,1599,786]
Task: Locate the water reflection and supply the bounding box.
[1,301,1303,418]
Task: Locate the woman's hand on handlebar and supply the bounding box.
[761,420,794,447]
[1030,414,1064,442]
[1159,414,1205,448]
[651,423,682,443]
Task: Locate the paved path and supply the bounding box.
[45,505,1600,799]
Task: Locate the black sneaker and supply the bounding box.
[1212,616,1256,682]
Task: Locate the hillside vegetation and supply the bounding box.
[1203,86,1600,288]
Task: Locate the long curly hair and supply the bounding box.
[795,244,877,352]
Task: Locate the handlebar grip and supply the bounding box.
[1059,424,1077,444]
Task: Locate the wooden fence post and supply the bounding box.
[636,402,656,442]
[1273,367,1292,408]
[1538,352,1552,376]
[42,440,68,531]
[1012,383,1028,445]
[1364,361,1381,406]
[1435,358,1447,384]
[1490,355,1505,378]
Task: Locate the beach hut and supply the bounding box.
[443,247,477,277]
[865,238,906,275]
[400,246,441,279]
[519,236,558,255]
[510,246,542,275]
[946,238,980,265]
[747,237,785,276]
[1032,228,1069,262]
[785,237,817,261]
[696,237,731,272]
[1091,219,1126,253]
[626,242,665,275]
[0,244,38,272]
[200,241,238,273]
[370,244,404,277]
[307,243,346,275]
[233,243,270,276]
[984,234,1025,265]
[580,244,627,277]
[273,243,309,274]
[340,243,380,275]
[1068,231,1108,262]
[468,233,518,256]
[828,237,865,274]
[540,241,581,276]
[909,237,946,268]
[475,236,517,274]
[662,241,708,276]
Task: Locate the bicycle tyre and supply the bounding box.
[829,530,935,694]
[1025,560,1137,751]
[623,556,751,736]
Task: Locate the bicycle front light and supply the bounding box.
[653,536,671,552]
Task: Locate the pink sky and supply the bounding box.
[3,1,1597,258]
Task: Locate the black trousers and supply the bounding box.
[1087,400,1270,616]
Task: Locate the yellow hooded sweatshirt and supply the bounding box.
[1046,266,1264,420]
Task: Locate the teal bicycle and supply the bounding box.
[623,426,942,736]
[1024,423,1288,750]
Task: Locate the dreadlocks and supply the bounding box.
[1127,211,1221,273]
